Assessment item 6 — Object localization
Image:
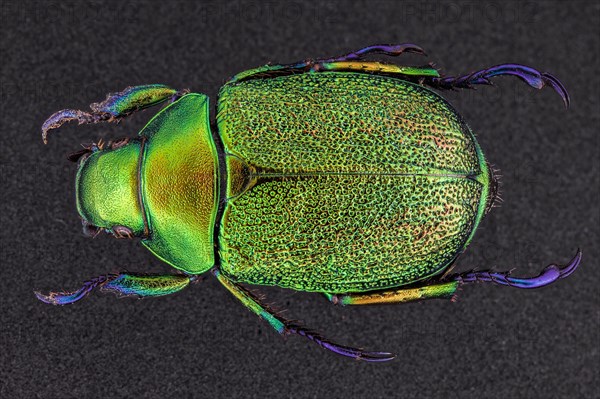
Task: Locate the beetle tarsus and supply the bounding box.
[42,109,114,144]
[34,274,116,305]
[213,268,394,361]
[285,323,395,362]
[326,43,427,62]
[427,63,570,108]
[35,273,196,304]
[450,249,581,289]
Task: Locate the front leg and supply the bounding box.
[35,272,199,305]
[212,268,394,362]
[42,84,186,143]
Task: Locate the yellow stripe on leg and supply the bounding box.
[333,281,459,306]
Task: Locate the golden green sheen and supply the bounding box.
[216,72,488,292]
[76,144,145,234]
[219,72,479,175]
[141,94,218,274]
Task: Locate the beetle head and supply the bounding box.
[74,138,146,239]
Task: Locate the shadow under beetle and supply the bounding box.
[38,44,581,361]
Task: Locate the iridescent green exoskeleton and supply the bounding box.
[38,44,581,361]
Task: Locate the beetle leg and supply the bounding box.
[325,281,460,306]
[323,43,427,62]
[212,268,394,362]
[424,63,570,108]
[317,61,440,76]
[42,84,187,143]
[230,61,440,83]
[325,249,581,306]
[229,43,430,83]
[449,249,581,289]
[34,273,199,305]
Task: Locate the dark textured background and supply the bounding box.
[1,1,598,398]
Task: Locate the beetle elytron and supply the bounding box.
[38,44,581,361]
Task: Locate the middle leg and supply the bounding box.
[424,64,570,108]
[212,268,394,362]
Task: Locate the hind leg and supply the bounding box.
[325,281,458,306]
[326,250,581,306]
[229,43,429,83]
[424,64,570,108]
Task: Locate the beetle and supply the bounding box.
[37,44,581,361]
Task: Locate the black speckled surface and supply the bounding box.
[1,1,598,397]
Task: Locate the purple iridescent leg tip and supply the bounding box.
[454,249,581,289]
[34,275,114,305]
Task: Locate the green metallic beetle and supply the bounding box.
[38,44,581,361]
